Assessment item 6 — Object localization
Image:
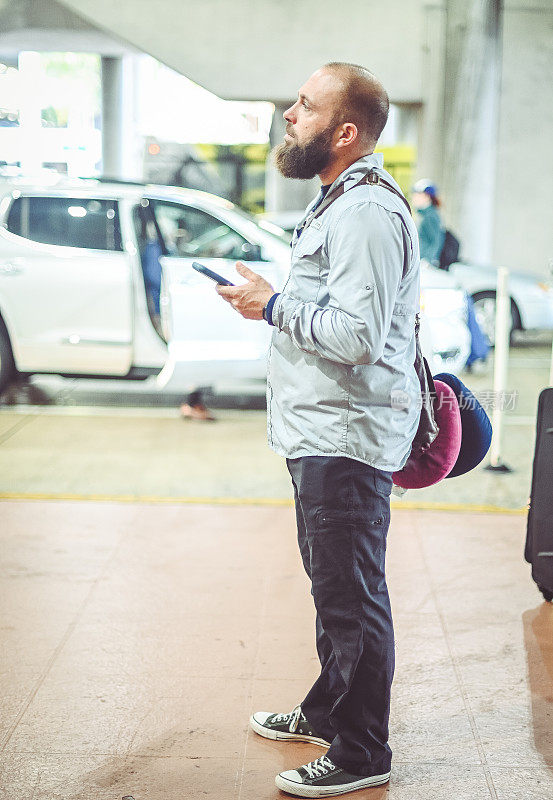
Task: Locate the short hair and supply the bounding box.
[324,62,389,145]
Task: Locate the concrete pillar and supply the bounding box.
[101,56,124,178]
[460,1,501,266]
[18,51,43,175]
[492,0,553,276]
[119,55,143,181]
[395,104,419,146]
[265,102,319,213]
[417,2,447,187]
[440,0,501,263]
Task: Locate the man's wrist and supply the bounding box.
[263,293,280,325]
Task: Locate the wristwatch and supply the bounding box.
[262,303,270,322]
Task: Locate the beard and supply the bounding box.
[272,122,336,180]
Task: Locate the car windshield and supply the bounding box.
[227,205,291,245]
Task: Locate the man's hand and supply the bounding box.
[216,262,275,320]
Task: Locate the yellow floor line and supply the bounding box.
[390,500,526,515]
[0,491,527,514]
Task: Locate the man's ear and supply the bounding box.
[335,122,358,149]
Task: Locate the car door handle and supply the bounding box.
[0,262,23,276]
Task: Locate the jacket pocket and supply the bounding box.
[292,228,325,259]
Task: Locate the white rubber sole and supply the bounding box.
[274,770,391,797]
[249,714,330,748]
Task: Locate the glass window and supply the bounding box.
[6,196,123,251]
[151,201,252,260]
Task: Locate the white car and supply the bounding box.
[418,261,470,374]
[0,176,290,395]
[0,176,468,398]
[264,210,553,345]
[448,261,553,344]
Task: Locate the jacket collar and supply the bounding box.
[294,153,388,244]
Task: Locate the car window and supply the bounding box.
[6,196,123,251]
[150,201,252,260]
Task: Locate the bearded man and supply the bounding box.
[217,62,420,798]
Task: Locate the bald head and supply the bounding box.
[323,62,389,148]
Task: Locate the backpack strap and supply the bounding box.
[361,171,412,215]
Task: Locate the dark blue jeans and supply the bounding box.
[286,456,394,777]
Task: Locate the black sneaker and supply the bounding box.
[249,705,330,747]
[275,755,390,798]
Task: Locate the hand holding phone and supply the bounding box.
[192,261,235,286]
[215,261,276,321]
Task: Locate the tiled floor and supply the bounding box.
[0,500,552,799]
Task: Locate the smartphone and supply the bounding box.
[192,261,235,286]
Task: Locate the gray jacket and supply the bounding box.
[266,153,421,472]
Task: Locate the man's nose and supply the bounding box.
[283,104,296,124]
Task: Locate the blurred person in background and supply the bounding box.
[412,178,445,265]
[135,212,217,421]
[139,219,163,327]
[412,180,488,371]
[216,62,421,797]
[179,389,215,421]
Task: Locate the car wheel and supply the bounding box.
[471,291,521,346]
[0,320,16,396]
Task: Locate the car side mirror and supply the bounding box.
[240,242,263,262]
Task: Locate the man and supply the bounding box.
[217,62,420,798]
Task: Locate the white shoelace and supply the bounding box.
[272,704,303,732]
[304,755,337,779]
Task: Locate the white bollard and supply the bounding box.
[486,267,511,471]
[550,259,553,386]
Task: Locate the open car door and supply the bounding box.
[144,198,286,390]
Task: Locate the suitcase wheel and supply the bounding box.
[538,586,553,603]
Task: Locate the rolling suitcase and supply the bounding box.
[525,387,553,602]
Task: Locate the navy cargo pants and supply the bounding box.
[286,455,394,777]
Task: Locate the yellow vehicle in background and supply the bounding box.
[374,144,416,199]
